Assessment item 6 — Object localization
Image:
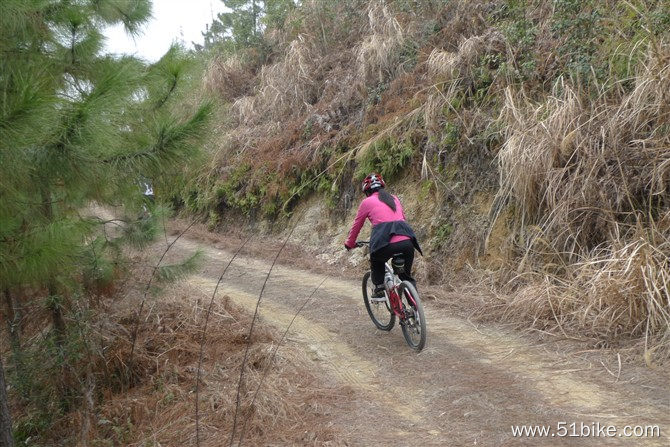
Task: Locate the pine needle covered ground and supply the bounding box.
[4,242,345,446]
[183,0,670,360]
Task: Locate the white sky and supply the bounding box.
[104,0,229,62]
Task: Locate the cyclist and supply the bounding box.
[344,173,422,298]
[137,176,155,219]
[138,177,155,204]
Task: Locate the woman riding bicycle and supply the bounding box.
[344,173,422,298]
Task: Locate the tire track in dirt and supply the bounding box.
[188,275,423,425]
[174,237,669,446]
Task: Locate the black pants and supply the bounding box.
[370,239,415,286]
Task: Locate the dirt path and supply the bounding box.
[164,234,669,446]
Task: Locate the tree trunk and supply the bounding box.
[42,190,66,345]
[0,354,14,447]
[48,286,66,346]
[3,289,24,379]
[252,0,258,36]
[3,289,20,352]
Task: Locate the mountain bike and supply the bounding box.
[355,241,426,351]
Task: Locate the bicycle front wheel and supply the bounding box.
[399,281,426,351]
[362,271,395,331]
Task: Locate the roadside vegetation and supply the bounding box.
[0,0,212,444]
[188,0,670,361]
[1,3,340,444]
[1,0,669,444]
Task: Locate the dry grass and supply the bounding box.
[356,0,405,86]
[204,54,256,103]
[489,41,670,358]
[233,37,318,126]
[12,277,346,446]
[427,30,506,84]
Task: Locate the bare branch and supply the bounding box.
[229,218,302,446]
[195,236,251,447]
[237,277,328,446]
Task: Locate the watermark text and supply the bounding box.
[511,422,661,438]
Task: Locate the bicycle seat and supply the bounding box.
[391,255,405,274]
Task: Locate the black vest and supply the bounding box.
[370,220,423,255]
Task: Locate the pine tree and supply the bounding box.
[202,0,297,51]
[0,0,212,437]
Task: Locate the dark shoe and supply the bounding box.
[371,285,385,299]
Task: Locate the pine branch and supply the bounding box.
[154,74,178,111]
[102,101,213,169]
[155,250,203,282]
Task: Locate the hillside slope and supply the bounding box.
[180,0,670,360]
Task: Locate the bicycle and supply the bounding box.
[355,241,426,351]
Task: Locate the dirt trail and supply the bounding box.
[168,235,668,446]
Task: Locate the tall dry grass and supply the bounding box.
[356,0,405,86]
[75,282,342,446]
[427,30,506,83]
[233,37,318,126]
[204,54,256,103]
[491,41,670,355]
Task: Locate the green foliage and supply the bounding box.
[278,0,367,51]
[9,308,92,444]
[367,82,389,106]
[0,3,211,289]
[356,137,416,180]
[14,410,53,446]
[286,165,339,211]
[551,0,602,81]
[0,0,211,441]
[418,179,434,201]
[493,0,538,81]
[433,221,453,248]
[212,164,264,215]
[121,213,160,249]
[441,122,460,150]
[488,0,670,90]
[397,39,420,71]
[201,0,298,53]
[155,251,204,282]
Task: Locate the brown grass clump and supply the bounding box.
[427,30,506,83]
[356,0,405,86]
[204,54,257,103]
[18,279,344,446]
[422,29,506,152]
[490,41,670,356]
[233,37,318,126]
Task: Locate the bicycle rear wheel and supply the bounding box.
[362,271,395,331]
[398,281,426,351]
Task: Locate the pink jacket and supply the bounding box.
[345,192,411,248]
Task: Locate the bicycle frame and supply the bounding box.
[356,240,417,319]
[355,240,426,350]
[383,261,417,320]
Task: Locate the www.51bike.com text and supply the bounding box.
[511,422,661,439]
